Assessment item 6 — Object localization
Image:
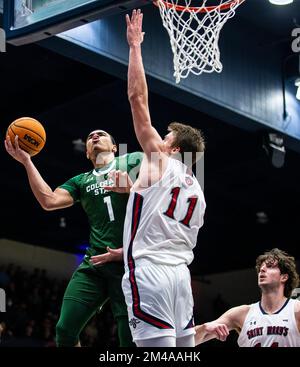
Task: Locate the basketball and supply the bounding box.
[6,117,46,156]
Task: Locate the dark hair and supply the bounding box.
[168,122,205,166]
[109,134,116,146]
[255,248,299,298]
[85,131,117,146]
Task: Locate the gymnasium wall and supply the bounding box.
[0,238,82,279]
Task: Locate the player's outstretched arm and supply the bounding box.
[126,9,163,157]
[195,305,248,346]
[195,322,229,345]
[5,135,73,211]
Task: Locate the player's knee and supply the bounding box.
[55,321,79,347]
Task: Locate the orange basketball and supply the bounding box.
[6,117,46,157]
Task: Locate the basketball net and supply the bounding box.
[155,0,245,83]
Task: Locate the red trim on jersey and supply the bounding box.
[127,193,174,330]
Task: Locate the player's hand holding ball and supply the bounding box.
[5,117,46,164]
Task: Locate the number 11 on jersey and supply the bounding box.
[164,187,198,227]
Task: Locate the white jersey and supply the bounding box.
[238,299,300,347]
[123,158,206,268]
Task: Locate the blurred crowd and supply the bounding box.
[0,263,118,347]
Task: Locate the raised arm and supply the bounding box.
[126,9,163,158]
[195,305,249,346]
[5,135,74,211]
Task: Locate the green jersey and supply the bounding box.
[59,152,143,257]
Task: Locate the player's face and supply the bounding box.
[258,260,286,290]
[86,130,116,157]
[163,131,178,154]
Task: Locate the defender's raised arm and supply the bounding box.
[126,9,163,158]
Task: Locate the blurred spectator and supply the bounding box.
[0,263,117,347]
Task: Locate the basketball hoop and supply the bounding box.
[154,0,245,83]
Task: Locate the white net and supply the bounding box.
[156,0,244,83]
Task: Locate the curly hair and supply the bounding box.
[255,248,299,298]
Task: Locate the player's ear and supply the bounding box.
[86,151,90,160]
[171,146,180,154]
[112,145,117,154]
[281,273,288,282]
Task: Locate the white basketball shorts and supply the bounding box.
[122,259,195,341]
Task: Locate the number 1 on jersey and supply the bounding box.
[164,187,198,227]
[104,196,115,221]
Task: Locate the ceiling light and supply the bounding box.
[256,212,269,224]
[263,133,286,168]
[269,0,293,4]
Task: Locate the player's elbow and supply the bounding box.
[40,195,59,211]
[40,201,56,211]
[128,91,146,106]
[43,206,56,212]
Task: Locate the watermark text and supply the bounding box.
[0,288,6,312]
[0,28,6,53]
[94,147,205,191]
[291,28,300,53]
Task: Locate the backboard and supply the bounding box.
[4,0,151,45]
